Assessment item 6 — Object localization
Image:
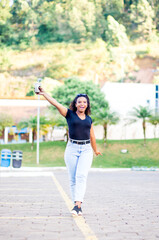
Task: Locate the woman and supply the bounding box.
[36,88,102,216]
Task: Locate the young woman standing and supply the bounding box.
[36,89,102,216]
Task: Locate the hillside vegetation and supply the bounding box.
[0,41,159,99]
[0,0,159,98]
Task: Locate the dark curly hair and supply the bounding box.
[69,94,91,115]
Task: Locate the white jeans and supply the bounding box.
[64,141,93,203]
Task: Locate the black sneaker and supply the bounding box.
[78,207,82,216]
[71,206,82,216]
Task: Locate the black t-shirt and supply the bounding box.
[65,109,92,140]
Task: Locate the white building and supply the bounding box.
[94,82,159,140]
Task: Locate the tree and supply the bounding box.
[94,106,119,146]
[148,114,159,138]
[51,77,109,119]
[49,77,109,141]
[0,113,14,137]
[37,1,59,43]
[0,0,11,25]
[94,0,124,19]
[92,1,107,40]
[130,0,155,41]
[37,0,97,43]
[105,15,129,47]
[93,0,125,41]
[47,109,69,141]
[151,0,159,31]
[0,0,12,45]
[68,0,96,42]
[10,0,39,47]
[129,105,152,146]
[18,115,50,149]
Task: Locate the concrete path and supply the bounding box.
[0,168,159,240]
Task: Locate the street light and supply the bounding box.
[35,78,42,165]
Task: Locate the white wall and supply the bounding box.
[93,82,159,140]
[102,82,156,117]
[0,99,50,107]
[94,120,159,140]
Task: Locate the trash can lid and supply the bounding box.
[1,149,12,153]
[12,150,23,154]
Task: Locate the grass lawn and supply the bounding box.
[0,139,159,168]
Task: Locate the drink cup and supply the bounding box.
[34,82,41,93]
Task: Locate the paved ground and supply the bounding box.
[0,168,159,240]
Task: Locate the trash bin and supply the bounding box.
[12,150,23,168]
[1,149,12,167]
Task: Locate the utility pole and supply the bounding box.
[36,78,42,165]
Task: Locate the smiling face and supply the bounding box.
[75,97,88,113]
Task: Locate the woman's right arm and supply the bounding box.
[37,87,67,117]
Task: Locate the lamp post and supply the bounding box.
[36,78,42,165]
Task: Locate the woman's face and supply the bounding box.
[75,97,88,113]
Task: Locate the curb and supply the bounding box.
[1,166,159,173]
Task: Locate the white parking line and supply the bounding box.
[0,216,70,219]
[0,172,53,177]
[51,173,98,240]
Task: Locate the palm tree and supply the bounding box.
[0,114,14,141]
[48,110,68,141]
[94,108,119,146]
[18,116,50,149]
[129,105,152,146]
[148,114,159,138]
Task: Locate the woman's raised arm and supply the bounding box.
[36,87,67,117]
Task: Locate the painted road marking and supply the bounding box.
[0,172,53,177]
[1,194,54,196]
[51,173,98,240]
[0,202,55,205]
[0,188,45,191]
[0,216,70,220]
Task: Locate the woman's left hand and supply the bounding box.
[95,150,102,156]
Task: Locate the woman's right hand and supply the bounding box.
[35,87,67,117]
[36,87,45,95]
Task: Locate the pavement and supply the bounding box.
[0,167,159,240]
